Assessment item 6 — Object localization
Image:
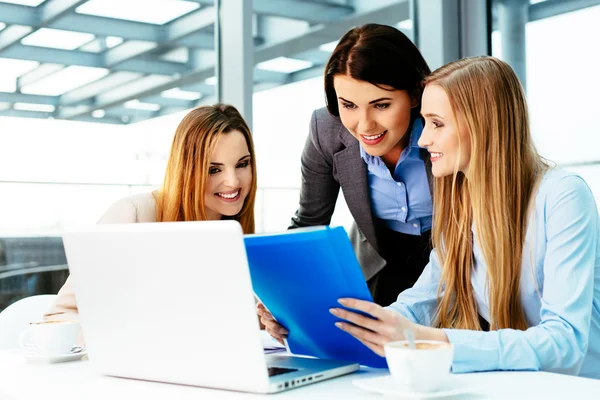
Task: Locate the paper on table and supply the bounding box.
[260,330,286,354]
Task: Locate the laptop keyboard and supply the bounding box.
[267,367,298,377]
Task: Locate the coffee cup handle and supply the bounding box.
[18,327,34,350]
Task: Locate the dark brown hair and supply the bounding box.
[324,24,430,121]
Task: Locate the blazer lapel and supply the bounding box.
[333,129,380,253]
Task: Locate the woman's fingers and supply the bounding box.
[257,302,287,345]
[262,317,288,340]
[338,298,391,322]
[334,321,383,346]
[330,308,381,332]
[336,323,385,356]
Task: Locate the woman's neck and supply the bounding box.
[380,124,412,173]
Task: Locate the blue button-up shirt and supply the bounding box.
[359,119,432,236]
[388,169,600,378]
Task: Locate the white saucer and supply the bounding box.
[22,347,87,364]
[353,375,473,399]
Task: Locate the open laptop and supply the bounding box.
[62,220,359,394]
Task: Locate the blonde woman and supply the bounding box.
[327,56,600,377]
[45,104,258,321]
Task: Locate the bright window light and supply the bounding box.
[257,57,313,74]
[106,36,124,48]
[0,102,10,111]
[76,0,200,25]
[14,103,56,113]
[22,28,95,50]
[79,40,102,53]
[396,20,413,31]
[0,0,46,6]
[0,58,39,92]
[0,23,6,32]
[21,66,109,96]
[204,76,217,85]
[161,88,201,101]
[124,100,161,112]
[319,40,338,53]
[0,78,17,93]
[92,109,106,118]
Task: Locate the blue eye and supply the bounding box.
[375,103,390,110]
[237,162,250,168]
[209,167,220,175]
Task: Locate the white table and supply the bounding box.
[1,349,599,400]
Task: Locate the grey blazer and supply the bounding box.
[290,107,433,282]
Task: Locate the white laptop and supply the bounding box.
[62,220,359,394]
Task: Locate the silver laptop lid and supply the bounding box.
[63,220,270,393]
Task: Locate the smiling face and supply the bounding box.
[333,74,416,163]
[418,84,472,177]
[203,130,253,220]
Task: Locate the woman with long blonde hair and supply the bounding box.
[330,56,600,377]
[46,104,258,322]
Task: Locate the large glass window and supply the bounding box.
[0,0,416,310]
[491,0,600,201]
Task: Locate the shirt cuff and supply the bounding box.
[443,329,499,373]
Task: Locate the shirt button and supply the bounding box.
[396,182,403,187]
[413,223,418,228]
[401,207,407,212]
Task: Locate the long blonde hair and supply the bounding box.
[155,104,257,234]
[426,56,547,331]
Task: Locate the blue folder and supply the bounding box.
[244,226,388,368]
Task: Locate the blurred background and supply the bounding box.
[1,0,598,310]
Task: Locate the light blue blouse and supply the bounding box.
[359,119,433,236]
[388,169,600,378]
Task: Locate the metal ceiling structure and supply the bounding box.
[0,0,597,125]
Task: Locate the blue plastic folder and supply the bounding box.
[244,226,388,368]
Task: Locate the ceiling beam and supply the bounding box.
[0,2,213,48]
[57,1,409,120]
[17,64,65,89]
[1,44,189,76]
[60,72,142,106]
[0,91,58,105]
[0,2,34,26]
[142,95,196,108]
[0,25,33,52]
[188,0,355,22]
[103,7,215,68]
[528,0,600,22]
[0,0,87,54]
[0,109,52,119]
[165,7,215,43]
[180,82,215,95]
[252,0,354,23]
[40,0,88,26]
[104,41,158,67]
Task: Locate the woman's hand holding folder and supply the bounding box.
[257,302,288,345]
[331,298,448,356]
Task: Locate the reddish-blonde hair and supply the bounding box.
[155,104,257,234]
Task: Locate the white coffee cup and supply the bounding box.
[384,340,454,393]
[19,320,80,357]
